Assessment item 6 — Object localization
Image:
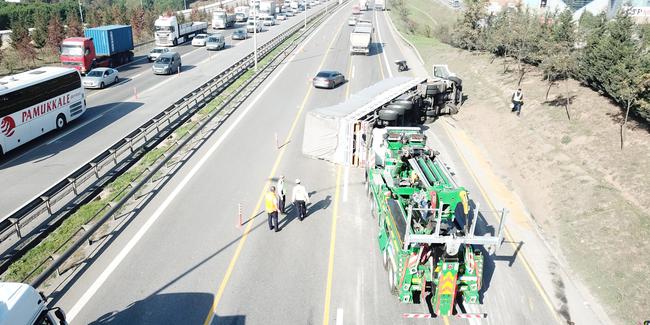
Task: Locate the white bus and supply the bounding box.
[0,67,86,157]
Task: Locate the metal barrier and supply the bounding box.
[0,2,343,287]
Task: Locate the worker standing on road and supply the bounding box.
[277,176,286,214]
[292,179,310,221]
[265,186,280,232]
[511,88,524,116]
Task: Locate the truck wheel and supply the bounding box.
[173,38,178,46]
[56,114,67,130]
[378,109,398,121]
[382,247,389,270]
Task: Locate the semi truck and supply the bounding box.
[212,9,236,29]
[60,25,134,74]
[154,15,208,46]
[0,282,68,325]
[375,0,385,10]
[259,0,277,16]
[359,0,369,10]
[366,127,505,318]
[350,26,372,55]
[235,6,250,21]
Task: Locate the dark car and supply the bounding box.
[312,70,345,89]
[232,28,248,40]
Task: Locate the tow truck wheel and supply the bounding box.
[382,247,389,270]
[388,262,398,295]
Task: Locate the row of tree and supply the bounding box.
[451,0,650,127]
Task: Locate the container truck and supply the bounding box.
[0,282,68,325]
[60,25,134,74]
[352,4,361,14]
[235,6,250,21]
[154,15,208,46]
[212,9,236,29]
[350,26,372,55]
[259,0,277,16]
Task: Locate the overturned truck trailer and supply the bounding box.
[302,76,462,167]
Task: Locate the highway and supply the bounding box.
[35,2,581,325]
[0,7,324,219]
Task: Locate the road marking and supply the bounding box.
[350,65,355,79]
[374,10,393,78]
[322,165,342,325]
[66,12,342,320]
[202,6,350,325]
[342,166,349,202]
[336,307,344,325]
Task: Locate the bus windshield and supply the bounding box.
[61,45,84,56]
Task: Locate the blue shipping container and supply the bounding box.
[84,25,134,56]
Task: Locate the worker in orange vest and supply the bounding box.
[265,186,280,232]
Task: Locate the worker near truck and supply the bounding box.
[265,186,280,232]
[291,179,310,221]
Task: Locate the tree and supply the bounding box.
[66,13,84,37]
[129,6,146,41]
[10,17,30,51]
[47,14,66,56]
[111,3,128,25]
[452,0,488,51]
[32,7,50,48]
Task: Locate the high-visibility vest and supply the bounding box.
[265,191,278,213]
[513,91,523,102]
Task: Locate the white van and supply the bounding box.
[0,282,67,325]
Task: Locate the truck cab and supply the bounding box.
[0,282,67,325]
[60,37,94,74]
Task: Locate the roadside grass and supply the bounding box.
[1,25,305,284]
[387,0,650,323]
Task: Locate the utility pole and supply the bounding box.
[254,12,258,70]
[184,0,188,10]
[78,0,84,25]
[304,2,307,29]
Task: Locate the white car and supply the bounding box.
[246,20,263,32]
[313,0,320,4]
[348,16,357,26]
[285,10,295,17]
[147,47,170,62]
[276,13,287,20]
[261,15,276,26]
[192,34,209,46]
[83,68,119,89]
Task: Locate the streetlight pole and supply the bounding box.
[304,3,307,29]
[78,0,84,25]
[254,12,258,70]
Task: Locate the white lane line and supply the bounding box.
[66,7,342,321]
[375,10,393,78]
[350,65,355,79]
[336,308,344,325]
[343,166,349,202]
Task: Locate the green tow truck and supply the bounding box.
[365,127,506,319]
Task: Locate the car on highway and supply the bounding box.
[348,16,357,26]
[285,10,294,16]
[232,28,248,40]
[276,13,287,21]
[152,51,181,75]
[206,33,226,50]
[192,33,209,46]
[261,15,276,26]
[312,70,345,89]
[246,19,263,33]
[313,0,320,4]
[147,47,170,62]
[82,68,119,89]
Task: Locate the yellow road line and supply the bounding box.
[322,166,343,325]
[202,16,348,325]
[440,123,561,323]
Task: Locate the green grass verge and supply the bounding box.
[1,23,307,284]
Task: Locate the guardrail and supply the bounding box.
[0,1,343,287]
[0,3,340,278]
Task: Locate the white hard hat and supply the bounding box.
[295,178,301,184]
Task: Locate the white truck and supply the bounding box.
[259,0,277,16]
[359,0,368,10]
[375,0,385,10]
[350,25,372,55]
[0,282,68,325]
[154,15,208,46]
[235,6,250,21]
[212,9,236,29]
[290,0,300,9]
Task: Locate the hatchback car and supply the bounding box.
[285,10,295,17]
[261,16,276,26]
[348,16,357,26]
[312,71,345,89]
[147,47,170,62]
[247,20,263,33]
[83,68,119,89]
[276,13,287,21]
[192,34,209,46]
[232,28,248,40]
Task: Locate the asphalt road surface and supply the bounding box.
[0,6,326,219]
[47,3,589,325]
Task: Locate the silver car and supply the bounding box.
[147,47,170,62]
[312,70,345,89]
[83,68,119,89]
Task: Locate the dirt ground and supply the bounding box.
[389,2,650,324]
